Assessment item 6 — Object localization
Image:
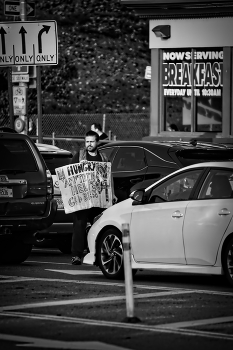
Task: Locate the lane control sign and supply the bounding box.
[0,20,58,66]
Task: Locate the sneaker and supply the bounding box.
[71,256,82,265]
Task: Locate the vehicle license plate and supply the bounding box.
[56,198,64,209]
[0,187,13,197]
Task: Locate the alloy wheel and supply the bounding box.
[100,233,123,277]
[226,240,233,283]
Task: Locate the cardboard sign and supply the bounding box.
[55,161,112,214]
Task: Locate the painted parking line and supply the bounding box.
[1,274,233,297]
[1,311,233,342]
[0,290,193,312]
[0,333,130,350]
[26,260,72,265]
[45,269,102,275]
[159,315,233,328]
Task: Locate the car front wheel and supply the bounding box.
[223,237,233,287]
[97,229,124,279]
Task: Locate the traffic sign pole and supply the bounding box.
[37,66,42,143]
[7,67,14,128]
[18,0,28,134]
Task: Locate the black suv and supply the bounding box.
[99,140,233,202]
[35,143,73,253]
[0,130,57,263]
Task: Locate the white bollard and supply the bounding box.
[122,223,140,323]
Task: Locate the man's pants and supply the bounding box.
[71,207,105,258]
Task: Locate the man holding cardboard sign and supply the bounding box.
[56,130,117,265]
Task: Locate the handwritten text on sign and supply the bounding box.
[55,161,113,214]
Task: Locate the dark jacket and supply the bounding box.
[71,147,108,164]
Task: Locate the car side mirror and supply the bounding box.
[130,189,145,205]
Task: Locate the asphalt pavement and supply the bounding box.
[0,247,232,350]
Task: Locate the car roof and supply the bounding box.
[182,161,233,169]
[35,143,72,156]
[36,143,72,155]
[98,140,233,150]
[144,161,233,192]
[0,130,28,139]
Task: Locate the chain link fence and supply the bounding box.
[1,113,150,154]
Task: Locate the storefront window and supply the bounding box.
[162,48,223,132]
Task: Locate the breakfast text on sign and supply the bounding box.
[162,49,223,97]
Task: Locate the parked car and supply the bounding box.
[36,139,233,254]
[35,143,73,253]
[84,161,233,286]
[0,129,57,264]
[98,140,233,202]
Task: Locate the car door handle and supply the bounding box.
[218,208,231,216]
[172,211,183,218]
[130,178,143,184]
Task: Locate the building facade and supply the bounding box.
[122,0,233,142]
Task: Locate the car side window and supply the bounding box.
[112,147,146,171]
[198,169,233,199]
[145,149,174,167]
[99,147,116,162]
[148,169,202,203]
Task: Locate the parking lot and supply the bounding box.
[0,247,233,350]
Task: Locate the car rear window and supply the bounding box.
[42,154,72,175]
[176,149,233,167]
[0,139,38,172]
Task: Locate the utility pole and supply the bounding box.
[19,0,28,134]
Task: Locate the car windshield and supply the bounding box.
[176,149,233,167]
[0,139,38,172]
[42,154,72,175]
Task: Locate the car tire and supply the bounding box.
[223,236,233,287]
[57,238,71,254]
[0,240,32,264]
[97,228,124,279]
[97,229,138,280]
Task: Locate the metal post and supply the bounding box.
[19,0,28,134]
[36,66,43,143]
[7,68,14,128]
[122,223,140,323]
[102,114,106,132]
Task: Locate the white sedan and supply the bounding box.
[84,162,233,287]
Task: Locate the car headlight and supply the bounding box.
[93,213,103,224]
